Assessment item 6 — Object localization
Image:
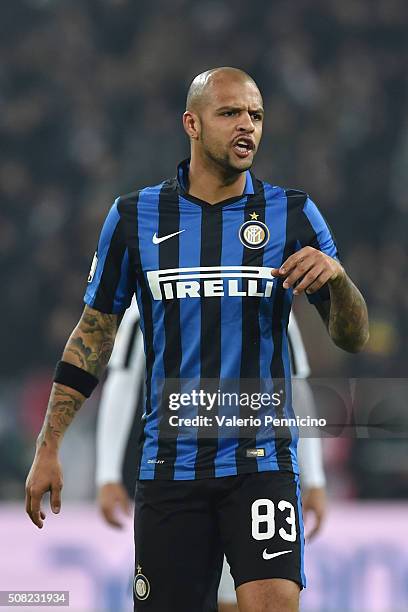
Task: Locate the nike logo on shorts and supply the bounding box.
[262,549,293,560]
[152,230,185,244]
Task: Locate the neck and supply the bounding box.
[187,153,247,204]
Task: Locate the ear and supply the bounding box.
[183,111,200,140]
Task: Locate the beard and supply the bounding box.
[200,129,254,177]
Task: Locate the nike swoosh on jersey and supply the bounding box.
[262,549,293,560]
[152,230,185,244]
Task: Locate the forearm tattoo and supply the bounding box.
[37,385,83,450]
[327,274,369,352]
[37,307,118,450]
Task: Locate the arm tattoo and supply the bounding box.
[320,274,369,353]
[37,306,119,450]
[37,385,83,450]
[64,307,118,377]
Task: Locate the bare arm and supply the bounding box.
[26,305,119,528]
[316,272,369,353]
[272,246,369,353]
[37,306,118,451]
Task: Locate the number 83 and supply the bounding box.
[251,499,297,542]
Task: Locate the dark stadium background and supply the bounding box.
[1,1,407,611]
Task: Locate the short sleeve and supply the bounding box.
[298,197,340,304]
[84,198,134,313]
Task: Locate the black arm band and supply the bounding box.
[53,361,99,398]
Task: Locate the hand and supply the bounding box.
[25,448,63,529]
[302,486,327,540]
[97,482,131,529]
[271,247,344,296]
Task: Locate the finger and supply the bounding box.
[30,489,44,529]
[279,259,301,277]
[101,504,123,529]
[280,247,315,276]
[270,264,298,277]
[282,261,315,290]
[50,483,62,514]
[279,254,303,275]
[293,266,324,295]
[304,270,333,295]
[26,489,46,526]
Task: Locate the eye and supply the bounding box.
[251,113,263,121]
[222,110,237,117]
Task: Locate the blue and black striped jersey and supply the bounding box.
[85,159,338,480]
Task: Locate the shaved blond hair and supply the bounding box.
[186,67,260,112]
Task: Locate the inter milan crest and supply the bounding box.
[239,219,270,250]
[134,564,151,601]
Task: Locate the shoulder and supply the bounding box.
[258,178,310,209]
[115,177,177,212]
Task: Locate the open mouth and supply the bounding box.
[232,138,255,157]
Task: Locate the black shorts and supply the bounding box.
[133,471,305,611]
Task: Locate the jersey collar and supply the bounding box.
[176,158,259,201]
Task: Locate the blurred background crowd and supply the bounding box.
[1,0,407,502]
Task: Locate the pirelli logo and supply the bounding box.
[146,266,276,301]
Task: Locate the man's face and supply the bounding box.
[197,78,264,174]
